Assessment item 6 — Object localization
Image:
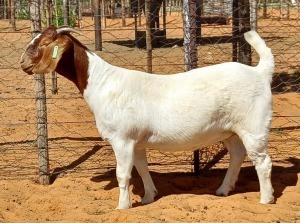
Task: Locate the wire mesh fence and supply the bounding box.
[0,0,299,182]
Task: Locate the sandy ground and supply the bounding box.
[0,158,300,223]
[0,12,300,223]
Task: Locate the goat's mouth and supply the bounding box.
[21,64,34,75]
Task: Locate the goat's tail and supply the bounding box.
[244,30,274,83]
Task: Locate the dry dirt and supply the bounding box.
[0,13,299,223]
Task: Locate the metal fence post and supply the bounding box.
[30,0,50,185]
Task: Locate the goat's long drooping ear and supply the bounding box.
[32,35,73,74]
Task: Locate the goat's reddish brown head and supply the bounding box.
[20,26,82,75]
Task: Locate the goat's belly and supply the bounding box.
[137,131,233,152]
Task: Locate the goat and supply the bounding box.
[20,26,275,209]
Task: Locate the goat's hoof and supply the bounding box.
[216,187,229,196]
[116,203,131,210]
[141,196,155,205]
[260,196,274,204]
[141,189,157,205]
[116,206,130,210]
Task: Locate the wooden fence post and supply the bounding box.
[94,0,102,51]
[145,0,152,73]
[10,0,16,31]
[30,0,50,185]
[232,0,239,62]
[238,0,252,65]
[183,0,199,175]
[121,0,126,27]
[101,0,107,28]
[35,75,50,185]
[263,0,267,19]
[63,0,70,26]
[183,0,198,71]
[45,0,58,95]
[250,0,257,31]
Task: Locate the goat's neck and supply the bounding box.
[55,39,120,100]
[55,43,89,94]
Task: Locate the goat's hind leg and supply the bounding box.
[239,131,274,204]
[216,135,246,196]
[134,148,158,205]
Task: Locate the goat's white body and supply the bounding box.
[84,58,269,151]
[81,31,275,209]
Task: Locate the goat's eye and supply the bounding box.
[40,39,51,47]
[39,43,47,47]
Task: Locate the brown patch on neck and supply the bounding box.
[55,34,89,94]
[73,43,89,94]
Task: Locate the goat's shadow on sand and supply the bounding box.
[90,157,300,207]
[47,138,299,206]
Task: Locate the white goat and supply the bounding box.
[20,26,275,209]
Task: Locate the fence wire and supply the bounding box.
[0,0,299,181]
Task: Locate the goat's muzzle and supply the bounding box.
[20,56,34,75]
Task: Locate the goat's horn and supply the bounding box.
[56,26,83,35]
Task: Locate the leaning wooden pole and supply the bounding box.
[30,0,50,185]
[183,0,199,175]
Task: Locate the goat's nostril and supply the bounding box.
[20,58,24,64]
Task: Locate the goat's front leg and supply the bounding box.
[112,140,135,209]
[134,148,158,204]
